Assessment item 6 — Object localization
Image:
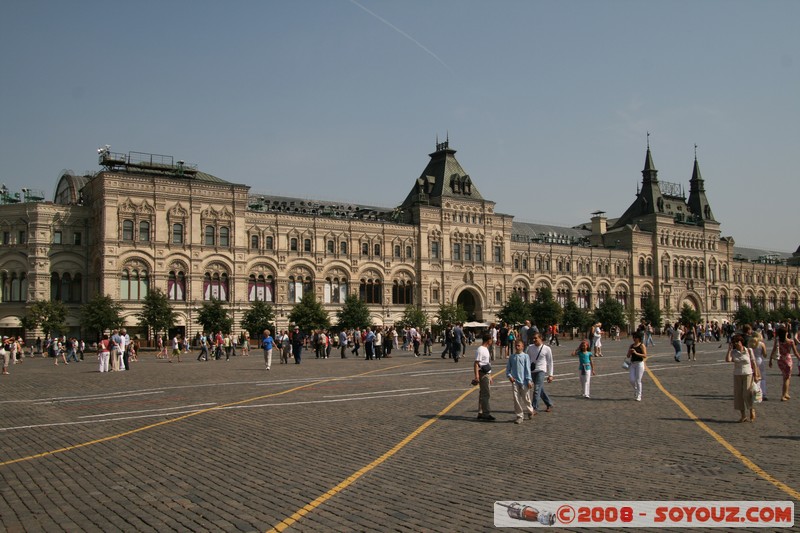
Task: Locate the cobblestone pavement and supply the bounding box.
[1,338,798,532]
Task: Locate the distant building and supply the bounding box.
[1,142,798,339]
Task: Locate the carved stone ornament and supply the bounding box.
[123,258,150,271]
[169,203,188,219]
[169,260,188,273]
[205,261,230,275]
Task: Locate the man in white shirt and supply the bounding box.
[526,333,554,413]
[473,333,495,421]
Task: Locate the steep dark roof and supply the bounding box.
[401,141,486,208]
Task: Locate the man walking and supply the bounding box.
[507,339,534,423]
[527,333,554,413]
[474,333,495,421]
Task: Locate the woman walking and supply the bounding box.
[769,327,800,401]
[627,332,647,401]
[726,334,760,422]
[572,340,594,398]
[750,332,768,401]
[592,323,604,357]
[684,323,697,361]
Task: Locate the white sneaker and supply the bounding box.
[635,396,641,401]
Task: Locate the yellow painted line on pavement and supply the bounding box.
[267,385,477,533]
[0,361,429,469]
[647,367,800,500]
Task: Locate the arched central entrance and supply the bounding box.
[456,289,483,322]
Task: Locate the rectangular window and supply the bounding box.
[494,245,502,263]
[2,232,9,245]
[327,240,334,253]
[251,235,259,249]
[73,232,82,245]
[53,230,62,244]
[464,244,472,261]
[18,230,26,244]
[453,243,461,261]
[475,245,482,262]
[340,241,347,255]
[265,236,274,250]
[431,241,440,259]
[172,223,183,244]
[432,288,439,302]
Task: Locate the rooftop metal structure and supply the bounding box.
[98,146,198,177]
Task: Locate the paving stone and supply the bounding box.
[1,344,798,531]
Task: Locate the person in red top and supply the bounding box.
[97,334,111,373]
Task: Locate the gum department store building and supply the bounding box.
[1,141,799,340]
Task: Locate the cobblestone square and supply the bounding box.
[1,339,798,532]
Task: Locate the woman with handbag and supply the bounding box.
[726,334,761,422]
[750,332,768,401]
[627,332,647,401]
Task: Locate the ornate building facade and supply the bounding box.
[1,142,799,339]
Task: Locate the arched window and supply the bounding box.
[168,271,186,301]
[288,275,312,303]
[70,273,82,303]
[61,273,72,303]
[640,289,652,309]
[251,235,259,250]
[219,226,230,247]
[50,273,62,301]
[139,221,150,242]
[577,287,591,309]
[340,241,348,255]
[203,272,229,301]
[324,277,348,304]
[360,277,382,304]
[290,237,298,251]
[638,258,645,276]
[119,270,129,300]
[205,225,216,246]
[361,243,369,256]
[120,269,148,301]
[303,238,312,252]
[374,243,381,257]
[392,280,413,305]
[122,220,134,241]
[394,245,401,258]
[327,240,335,254]
[406,246,412,259]
[248,274,275,302]
[265,236,274,250]
[646,258,653,276]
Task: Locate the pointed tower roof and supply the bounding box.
[611,143,665,229]
[687,149,716,222]
[400,139,486,208]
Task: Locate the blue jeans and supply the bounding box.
[672,340,682,361]
[66,349,79,362]
[532,371,552,411]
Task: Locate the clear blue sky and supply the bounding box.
[2,1,798,252]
